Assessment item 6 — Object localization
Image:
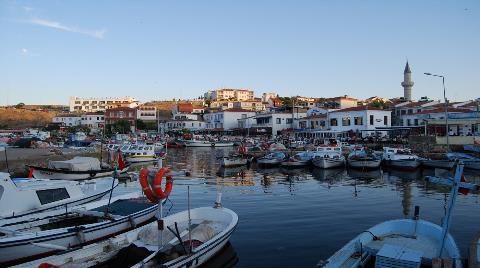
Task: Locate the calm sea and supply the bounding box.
[116,147,480,268]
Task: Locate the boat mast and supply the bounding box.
[187,185,192,254]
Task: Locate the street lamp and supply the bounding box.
[424,72,449,151]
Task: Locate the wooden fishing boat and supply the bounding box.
[28,156,129,180]
[0,192,159,266]
[320,164,477,268]
[15,197,238,268]
[347,147,381,170]
[312,145,345,169]
[257,152,286,166]
[0,173,117,226]
[420,158,456,169]
[281,151,313,168]
[382,147,420,169]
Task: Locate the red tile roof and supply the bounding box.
[331,106,385,113]
[410,107,472,115]
[177,103,193,113]
[223,108,253,112]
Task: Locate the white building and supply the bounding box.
[204,89,254,101]
[327,107,392,137]
[52,114,82,127]
[165,119,204,131]
[242,112,307,136]
[400,107,472,127]
[69,96,139,112]
[137,105,157,121]
[204,109,256,130]
[80,113,105,129]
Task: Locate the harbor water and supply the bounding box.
[116,147,480,268]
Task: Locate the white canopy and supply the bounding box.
[48,157,101,171]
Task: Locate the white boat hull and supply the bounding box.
[322,219,462,268]
[31,167,129,180]
[281,160,310,167]
[16,207,238,268]
[0,198,158,266]
[312,157,345,169]
[257,159,282,166]
[383,159,420,169]
[126,156,157,163]
[221,157,248,167]
[347,159,381,169]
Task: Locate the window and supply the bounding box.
[384,116,388,125]
[276,118,281,124]
[407,119,411,126]
[354,117,363,125]
[286,118,293,124]
[414,119,418,125]
[330,118,338,126]
[369,115,374,125]
[342,117,351,126]
[36,188,70,205]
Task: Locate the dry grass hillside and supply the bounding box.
[0,108,55,128]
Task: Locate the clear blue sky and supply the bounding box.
[1,0,479,105]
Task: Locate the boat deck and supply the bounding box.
[92,198,155,216]
[366,233,439,261]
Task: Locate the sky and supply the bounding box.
[1,0,479,105]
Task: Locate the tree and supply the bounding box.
[371,99,389,109]
[15,102,25,109]
[136,119,147,130]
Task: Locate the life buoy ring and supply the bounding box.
[139,168,159,203]
[153,167,173,200]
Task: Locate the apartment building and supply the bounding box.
[69,96,139,112]
[204,89,254,101]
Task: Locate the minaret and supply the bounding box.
[401,61,414,101]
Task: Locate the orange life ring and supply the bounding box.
[139,168,159,203]
[153,167,173,200]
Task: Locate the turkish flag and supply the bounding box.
[117,150,126,170]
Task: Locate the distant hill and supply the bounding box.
[0,108,55,128]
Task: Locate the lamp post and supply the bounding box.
[424,72,449,151]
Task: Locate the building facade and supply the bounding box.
[204,89,254,101]
[80,113,105,129]
[52,114,82,127]
[105,107,137,132]
[327,107,392,137]
[69,96,139,112]
[136,105,157,121]
[203,109,255,130]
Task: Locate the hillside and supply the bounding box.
[0,108,55,128]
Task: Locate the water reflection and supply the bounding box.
[154,147,480,267]
[202,242,239,268]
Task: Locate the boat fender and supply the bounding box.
[139,168,159,203]
[413,205,420,220]
[76,229,86,243]
[153,167,173,200]
[38,263,61,268]
[28,167,34,178]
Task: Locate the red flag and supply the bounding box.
[459,174,469,195]
[117,152,126,170]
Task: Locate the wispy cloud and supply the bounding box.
[20,48,29,55]
[29,18,106,39]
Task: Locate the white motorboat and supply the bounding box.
[257,152,286,166]
[347,147,381,170]
[382,147,420,169]
[124,145,158,163]
[312,145,345,169]
[281,151,313,168]
[220,156,249,167]
[0,192,159,266]
[320,164,476,268]
[28,156,129,180]
[320,219,462,268]
[0,173,117,226]
[15,197,238,268]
